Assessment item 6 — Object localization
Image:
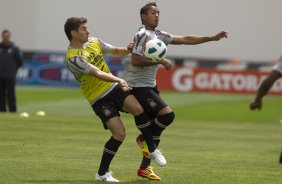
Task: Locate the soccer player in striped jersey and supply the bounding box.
[122,2,228,180]
[64,17,165,182]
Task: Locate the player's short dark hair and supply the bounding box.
[64,17,87,41]
[140,2,157,15]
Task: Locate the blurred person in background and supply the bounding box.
[0,30,23,113]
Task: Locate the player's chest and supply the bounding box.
[81,48,104,67]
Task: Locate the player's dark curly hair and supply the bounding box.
[140,2,157,15]
[64,17,87,41]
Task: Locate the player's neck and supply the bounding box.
[70,39,84,49]
[145,25,155,31]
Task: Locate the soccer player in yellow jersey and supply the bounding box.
[64,17,165,182]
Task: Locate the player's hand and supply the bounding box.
[249,100,262,111]
[127,42,134,53]
[160,59,172,70]
[117,79,132,91]
[212,31,228,41]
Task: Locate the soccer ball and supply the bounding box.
[144,39,167,62]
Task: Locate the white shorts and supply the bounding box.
[273,55,282,74]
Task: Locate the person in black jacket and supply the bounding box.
[0,30,23,112]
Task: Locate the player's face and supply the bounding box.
[73,23,89,43]
[1,32,11,45]
[143,6,160,30]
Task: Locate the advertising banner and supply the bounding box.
[16,52,77,86]
[157,67,282,95]
[17,51,281,95]
[17,52,128,87]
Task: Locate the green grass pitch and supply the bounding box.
[0,86,281,184]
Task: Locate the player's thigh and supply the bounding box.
[132,87,167,117]
[157,106,173,116]
[92,99,120,129]
[110,85,144,115]
[122,95,143,116]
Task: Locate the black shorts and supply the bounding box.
[131,86,167,119]
[92,85,131,129]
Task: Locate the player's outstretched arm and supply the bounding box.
[250,70,281,111]
[108,42,134,57]
[171,31,228,45]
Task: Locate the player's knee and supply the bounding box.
[134,112,150,130]
[112,130,126,142]
[157,111,175,126]
[132,103,144,115]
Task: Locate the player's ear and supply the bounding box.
[141,14,146,22]
[71,30,77,38]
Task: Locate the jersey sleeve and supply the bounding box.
[67,56,92,74]
[157,30,173,45]
[273,55,282,74]
[132,28,147,56]
[98,39,114,54]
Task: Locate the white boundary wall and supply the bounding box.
[1,0,282,61]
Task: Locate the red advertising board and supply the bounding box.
[157,67,282,95]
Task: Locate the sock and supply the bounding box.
[98,137,122,175]
[152,112,175,139]
[134,112,156,152]
[140,157,151,169]
[140,113,175,169]
[140,126,161,169]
